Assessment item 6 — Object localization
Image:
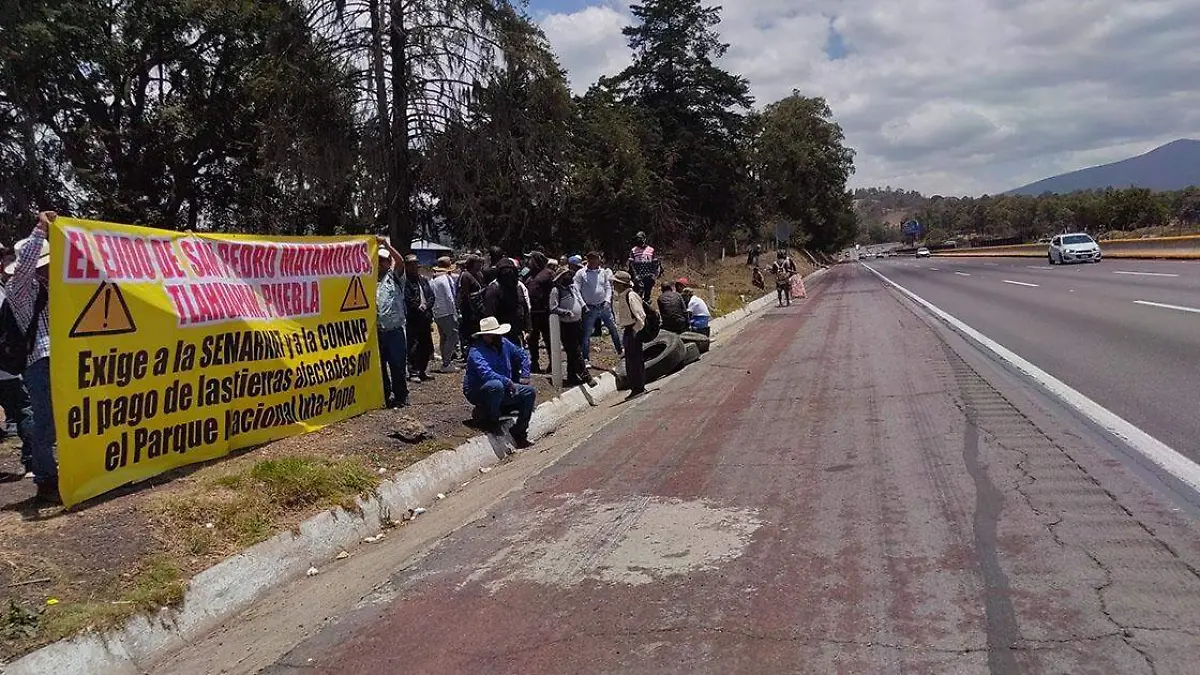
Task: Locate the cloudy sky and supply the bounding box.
[532,0,1200,196]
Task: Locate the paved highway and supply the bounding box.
[865,255,1200,463]
[154,265,1200,675]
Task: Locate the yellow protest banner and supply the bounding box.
[49,217,385,507]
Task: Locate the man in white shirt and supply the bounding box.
[429,256,460,373]
[574,252,624,364]
[681,285,712,336]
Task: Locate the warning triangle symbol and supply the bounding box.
[69,281,137,338]
[340,275,370,312]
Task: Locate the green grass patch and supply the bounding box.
[38,556,185,642]
[159,455,382,557]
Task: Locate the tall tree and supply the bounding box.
[311,0,527,246]
[423,17,573,251]
[615,0,754,245]
[754,93,857,252]
[0,0,357,233]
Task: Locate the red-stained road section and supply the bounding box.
[259,265,1200,675]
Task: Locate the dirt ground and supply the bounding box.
[0,251,811,662]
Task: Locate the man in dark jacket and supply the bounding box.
[656,281,689,334]
[456,255,486,344]
[484,258,529,347]
[403,254,436,381]
[524,251,555,373]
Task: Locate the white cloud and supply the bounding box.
[537,0,1200,195]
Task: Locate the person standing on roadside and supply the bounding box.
[768,250,798,307]
[483,246,505,284]
[628,231,662,302]
[7,211,57,503]
[549,270,597,387]
[429,256,460,373]
[484,258,529,347]
[524,251,555,374]
[457,255,486,345]
[403,254,436,381]
[375,240,409,408]
[612,271,647,400]
[575,252,623,365]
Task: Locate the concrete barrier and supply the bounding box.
[936,234,1200,260]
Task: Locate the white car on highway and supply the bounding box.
[1048,233,1102,264]
[916,247,931,258]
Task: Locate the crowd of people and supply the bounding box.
[0,214,768,504]
[374,230,728,445]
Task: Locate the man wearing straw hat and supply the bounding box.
[611,271,647,399]
[5,211,57,503]
[462,316,536,448]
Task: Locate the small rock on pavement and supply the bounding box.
[436,493,446,500]
[306,567,320,577]
[335,551,350,560]
[479,467,492,474]
[413,507,427,516]
[364,534,386,543]
[392,415,429,443]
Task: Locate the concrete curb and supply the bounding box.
[1,269,824,675]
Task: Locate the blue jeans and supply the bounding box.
[378,327,409,405]
[0,377,35,470]
[466,380,536,437]
[24,358,56,485]
[581,303,623,362]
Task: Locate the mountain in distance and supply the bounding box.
[1008,139,1200,195]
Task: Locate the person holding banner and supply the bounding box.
[6,210,57,504]
[376,243,409,408]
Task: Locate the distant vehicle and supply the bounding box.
[1048,233,1101,264]
[916,247,931,258]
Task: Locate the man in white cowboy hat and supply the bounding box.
[428,256,460,373]
[462,316,536,448]
[5,211,57,504]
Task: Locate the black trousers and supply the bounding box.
[528,312,551,369]
[560,321,589,383]
[635,275,656,302]
[407,313,434,376]
[0,376,34,467]
[623,327,646,394]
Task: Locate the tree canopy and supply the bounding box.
[1,0,861,253]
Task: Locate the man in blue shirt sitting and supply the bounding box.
[463,316,536,448]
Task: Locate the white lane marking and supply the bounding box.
[1028,266,1053,270]
[1115,271,1180,278]
[1002,280,1039,287]
[983,263,999,267]
[1134,300,1200,315]
[861,263,1200,497]
[930,267,941,271]
[955,272,971,277]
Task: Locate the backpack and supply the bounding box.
[0,287,48,375]
[626,290,660,343]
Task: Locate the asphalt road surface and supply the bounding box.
[864,255,1200,462]
[155,264,1200,675]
